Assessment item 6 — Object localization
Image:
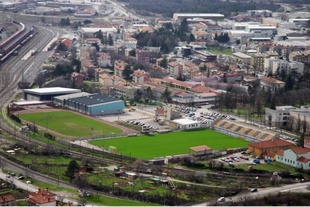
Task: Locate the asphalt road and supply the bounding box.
[0,169,78,205]
[194,180,310,206]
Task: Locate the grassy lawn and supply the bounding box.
[88,171,169,196]
[84,194,160,206]
[205,47,233,55]
[19,111,122,137]
[89,130,249,159]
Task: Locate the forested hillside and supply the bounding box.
[117,0,281,17]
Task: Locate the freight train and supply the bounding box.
[0,21,36,65]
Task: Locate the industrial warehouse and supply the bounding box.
[53,92,125,116]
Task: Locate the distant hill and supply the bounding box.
[116,0,281,18]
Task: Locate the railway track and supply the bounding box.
[0,25,127,166]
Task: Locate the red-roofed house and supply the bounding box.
[0,194,16,206]
[71,72,85,87]
[132,69,150,83]
[276,147,310,170]
[61,38,72,48]
[28,188,56,206]
[248,139,294,158]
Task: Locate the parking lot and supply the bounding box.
[98,106,166,130]
[215,151,273,167]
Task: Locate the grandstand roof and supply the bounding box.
[23,87,81,95]
[69,93,121,106]
[172,118,199,125]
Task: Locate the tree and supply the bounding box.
[60,17,70,26]
[297,133,305,148]
[83,19,92,25]
[94,30,104,43]
[108,34,114,46]
[188,34,195,43]
[123,65,133,81]
[214,33,218,41]
[199,64,206,72]
[159,57,168,68]
[284,73,294,91]
[65,159,79,182]
[145,87,153,100]
[161,86,171,103]
[128,49,136,57]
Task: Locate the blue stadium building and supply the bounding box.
[54,93,125,116]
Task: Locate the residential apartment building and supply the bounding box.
[136,48,160,64]
[114,60,126,78]
[109,85,142,100]
[168,61,183,78]
[260,76,285,92]
[265,59,305,75]
[132,69,150,84]
[251,53,265,71]
[289,50,310,65]
[265,106,296,128]
[97,52,111,68]
[289,108,310,134]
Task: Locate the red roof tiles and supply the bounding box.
[297,156,310,163]
[290,147,310,155]
[190,145,211,152]
[249,139,294,149]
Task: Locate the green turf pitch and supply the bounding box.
[89,130,249,159]
[19,111,122,137]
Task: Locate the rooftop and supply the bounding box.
[190,145,211,152]
[23,87,81,95]
[249,139,294,149]
[69,93,121,106]
[172,118,199,125]
[54,92,90,101]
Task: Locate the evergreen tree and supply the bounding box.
[122,65,133,81]
[161,86,171,103]
[214,33,218,41]
[284,73,294,91]
[297,133,305,148]
[159,57,168,68]
[108,34,113,46]
[65,159,79,182]
[188,34,195,43]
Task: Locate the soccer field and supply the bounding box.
[19,111,123,137]
[89,130,249,159]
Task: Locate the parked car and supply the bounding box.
[17,176,25,180]
[251,188,258,192]
[253,159,260,164]
[217,197,225,202]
